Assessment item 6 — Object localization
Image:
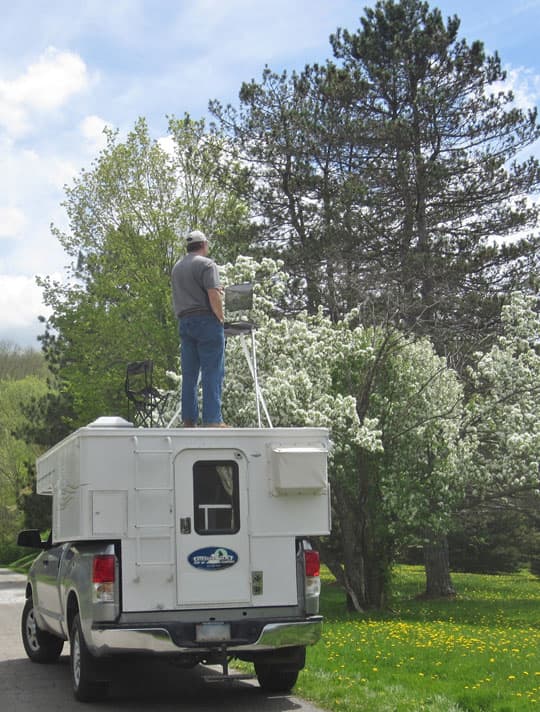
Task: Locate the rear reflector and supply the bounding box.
[93,555,115,583]
[304,550,320,578]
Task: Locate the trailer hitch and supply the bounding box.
[202,649,254,683]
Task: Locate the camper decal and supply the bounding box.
[188,547,238,571]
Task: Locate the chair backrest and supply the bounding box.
[125,360,153,400]
[125,360,157,426]
[124,360,169,427]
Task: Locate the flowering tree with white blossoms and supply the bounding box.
[368,338,466,598]
[167,256,467,608]
[220,258,382,449]
[464,293,540,513]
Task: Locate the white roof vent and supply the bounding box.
[87,416,134,428]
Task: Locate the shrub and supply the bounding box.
[448,512,529,574]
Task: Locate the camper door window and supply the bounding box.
[193,461,240,535]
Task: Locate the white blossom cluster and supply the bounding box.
[374,338,467,536]
[465,293,540,498]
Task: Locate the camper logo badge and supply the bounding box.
[188,547,238,570]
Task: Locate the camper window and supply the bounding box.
[193,461,240,535]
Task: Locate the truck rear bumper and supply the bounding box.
[89,616,323,656]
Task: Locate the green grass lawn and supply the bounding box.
[9,555,539,709]
[294,566,540,711]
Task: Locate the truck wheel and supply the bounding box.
[70,613,109,702]
[21,597,64,663]
[254,663,299,693]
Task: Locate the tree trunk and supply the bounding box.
[317,472,390,612]
[422,533,456,598]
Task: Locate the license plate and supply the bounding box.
[196,623,231,642]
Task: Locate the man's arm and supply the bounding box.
[208,288,224,323]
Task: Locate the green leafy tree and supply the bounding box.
[440,293,540,581]
[0,375,49,557]
[448,509,531,574]
[0,377,49,495]
[0,342,47,380]
[38,116,252,428]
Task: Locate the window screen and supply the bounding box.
[193,461,240,535]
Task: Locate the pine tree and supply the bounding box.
[329,0,540,355]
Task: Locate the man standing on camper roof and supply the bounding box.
[171,230,227,427]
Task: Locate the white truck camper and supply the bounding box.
[17,416,330,702]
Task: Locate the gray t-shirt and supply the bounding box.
[171,254,221,318]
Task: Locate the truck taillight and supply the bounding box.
[303,548,321,613]
[304,550,320,578]
[93,555,115,602]
[93,555,115,583]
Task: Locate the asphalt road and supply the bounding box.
[0,568,328,711]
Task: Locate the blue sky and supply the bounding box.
[1,0,539,347]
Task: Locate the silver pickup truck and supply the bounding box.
[16,421,330,702]
[18,531,322,702]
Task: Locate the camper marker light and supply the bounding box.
[93,554,115,602]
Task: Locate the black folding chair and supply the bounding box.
[125,360,169,427]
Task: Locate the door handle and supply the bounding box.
[180,518,191,534]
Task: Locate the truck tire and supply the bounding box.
[254,663,299,693]
[70,613,109,702]
[21,596,64,663]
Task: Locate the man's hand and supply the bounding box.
[208,288,225,323]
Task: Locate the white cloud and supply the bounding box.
[0,139,76,275]
[0,206,27,239]
[0,274,52,328]
[0,46,90,137]
[491,64,540,111]
[80,114,111,153]
[503,66,540,110]
[491,64,540,160]
[157,135,175,156]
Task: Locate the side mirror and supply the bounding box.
[17,530,46,549]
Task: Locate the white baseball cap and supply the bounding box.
[186,230,208,245]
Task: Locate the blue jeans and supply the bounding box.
[179,315,225,424]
